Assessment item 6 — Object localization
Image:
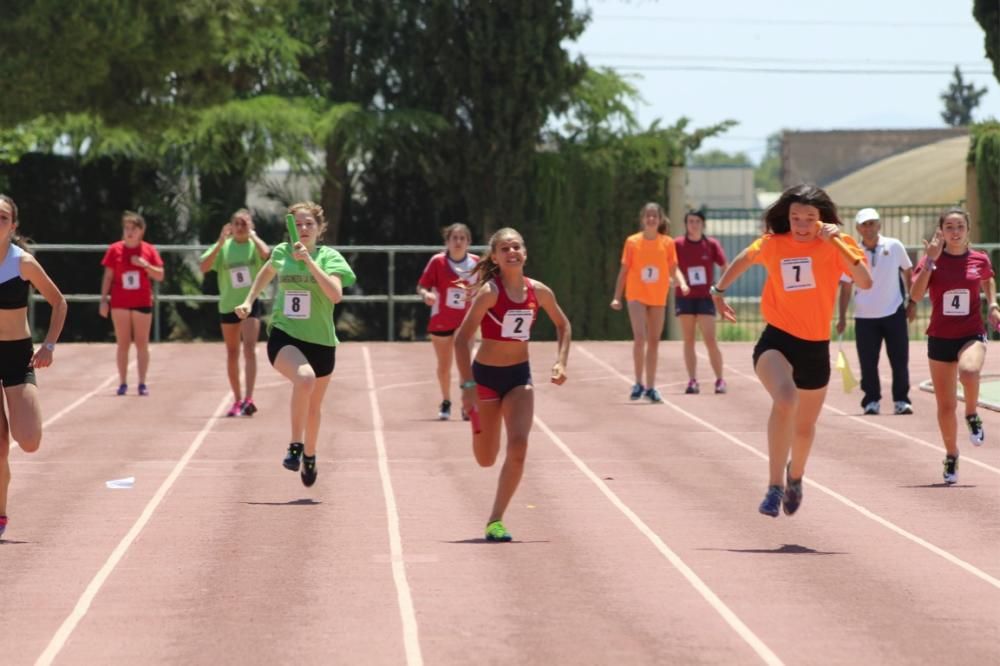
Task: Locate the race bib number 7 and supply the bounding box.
[641,265,660,284]
[283,290,312,319]
[122,270,141,290]
[780,257,816,291]
[501,309,533,341]
[942,289,970,316]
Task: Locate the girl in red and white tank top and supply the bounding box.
[416,223,479,421]
[454,227,572,543]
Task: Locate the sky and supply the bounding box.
[569,0,1000,162]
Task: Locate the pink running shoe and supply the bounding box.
[714,378,727,394]
[0,515,6,539]
[226,401,243,417]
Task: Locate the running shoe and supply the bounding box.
[438,399,452,421]
[862,401,880,415]
[0,515,6,539]
[241,398,258,416]
[283,442,304,471]
[629,383,645,400]
[485,520,512,542]
[138,384,149,396]
[714,378,727,394]
[685,379,700,395]
[116,383,128,396]
[645,387,664,404]
[943,455,959,485]
[759,485,784,517]
[893,401,913,415]
[301,455,317,487]
[782,465,803,516]
[966,413,985,446]
[225,400,243,417]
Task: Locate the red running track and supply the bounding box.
[1,341,998,665]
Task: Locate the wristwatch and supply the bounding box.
[43,342,55,352]
[709,284,725,297]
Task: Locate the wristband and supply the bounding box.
[460,380,477,390]
[709,284,725,296]
[43,342,55,352]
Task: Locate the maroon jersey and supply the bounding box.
[915,250,994,338]
[418,252,479,332]
[674,235,727,298]
[481,278,538,342]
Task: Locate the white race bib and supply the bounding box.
[780,257,816,291]
[445,286,467,309]
[501,309,533,341]
[687,265,707,286]
[283,290,311,319]
[229,266,251,289]
[122,270,141,290]
[641,265,660,284]
[942,289,970,316]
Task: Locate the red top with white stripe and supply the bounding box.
[480,278,538,342]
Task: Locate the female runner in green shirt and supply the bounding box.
[235,202,356,487]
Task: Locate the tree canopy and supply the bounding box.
[940,66,989,126]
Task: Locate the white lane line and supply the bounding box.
[35,391,232,666]
[698,351,1000,476]
[362,346,424,666]
[581,345,1000,591]
[534,415,784,666]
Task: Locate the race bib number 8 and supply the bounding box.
[122,270,141,290]
[229,266,251,289]
[283,290,312,319]
[687,266,707,286]
[641,265,660,284]
[445,287,467,309]
[501,309,533,341]
[780,257,816,291]
[942,289,970,316]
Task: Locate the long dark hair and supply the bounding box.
[466,227,523,295]
[0,194,29,250]
[763,184,841,234]
[938,207,970,228]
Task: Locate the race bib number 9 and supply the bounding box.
[445,287,467,309]
[641,265,660,284]
[122,270,141,290]
[687,266,707,286]
[230,266,251,289]
[942,289,970,316]
[780,257,816,291]
[501,309,533,341]
[283,290,312,319]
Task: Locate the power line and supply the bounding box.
[591,14,973,29]
[583,52,988,68]
[590,63,993,76]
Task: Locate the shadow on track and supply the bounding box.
[240,498,322,506]
[699,543,846,555]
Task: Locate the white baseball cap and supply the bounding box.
[855,208,880,225]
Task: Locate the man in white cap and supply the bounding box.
[837,207,915,415]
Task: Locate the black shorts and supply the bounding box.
[752,325,830,390]
[112,306,153,314]
[267,327,336,378]
[675,296,716,316]
[472,360,532,401]
[927,334,987,363]
[220,299,263,324]
[0,338,36,387]
[428,329,456,338]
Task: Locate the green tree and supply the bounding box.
[940,66,988,126]
[688,150,752,167]
[754,131,783,191]
[974,0,1000,84]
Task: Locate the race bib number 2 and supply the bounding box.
[942,289,970,316]
[780,257,816,291]
[283,290,312,319]
[122,270,141,290]
[501,309,533,341]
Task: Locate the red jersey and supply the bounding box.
[915,250,994,338]
[480,278,538,342]
[101,241,164,308]
[674,235,727,298]
[418,252,479,332]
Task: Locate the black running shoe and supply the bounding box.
[782,465,803,515]
[301,455,317,487]
[283,442,304,471]
[438,399,451,421]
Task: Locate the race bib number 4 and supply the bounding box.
[942,289,970,316]
[501,309,533,341]
[641,265,660,284]
[780,257,816,291]
[122,270,141,290]
[283,290,312,319]
[445,287,467,309]
[229,266,251,289]
[687,266,707,286]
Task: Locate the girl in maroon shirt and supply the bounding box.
[910,208,999,484]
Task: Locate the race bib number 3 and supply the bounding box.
[641,265,660,284]
[780,257,816,291]
[229,266,251,289]
[445,287,467,309]
[283,290,312,319]
[942,289,970,316]
[501,309,533,341]
[687,266,707,286]
[122,270,141,290]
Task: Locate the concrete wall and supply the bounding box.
[686,165,756,209]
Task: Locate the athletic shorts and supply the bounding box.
[0,338,36,387]
[267,326,336,378]
[220,299,263,324]
[927,334,987,363]
[428,329,456,338]
[112,306,153,314]
[752,325,830,390]
[472,360,532,401]
[675,296,716,316]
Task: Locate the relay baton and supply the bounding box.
[468,406,482,435]
[817,221,860,265]
[286,214,302,264]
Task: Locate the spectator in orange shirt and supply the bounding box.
[611,203,689,403]
[711,185,871,518]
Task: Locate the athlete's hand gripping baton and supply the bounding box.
[818,221,859,265]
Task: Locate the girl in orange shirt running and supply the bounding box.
[711,185,871,517]
[610,203,690,403]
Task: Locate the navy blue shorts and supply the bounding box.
[675,296,716,316]
[472,360,532,401]
[927,334,986,363]
[752,325,830,390]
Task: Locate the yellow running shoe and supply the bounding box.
[485,520,512,542]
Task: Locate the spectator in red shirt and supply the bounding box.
[909,207,999,484]
[99,211,165,396]
[674,210,729,395]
